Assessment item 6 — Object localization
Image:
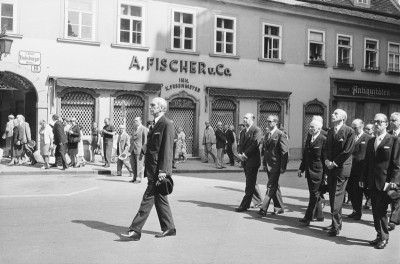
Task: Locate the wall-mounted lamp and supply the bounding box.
[0,25,13,60]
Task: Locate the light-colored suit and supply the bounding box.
[117,131,132,175]
[130,124,148,181]
[20,121,31,144]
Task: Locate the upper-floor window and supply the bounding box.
[171,9,195,51]
[0,1,15,34]
[262,23,282,60]
[364,38,379,70]
[214,15,236,55]
[65,0,96,40]
[308,30,325,64]
[337,34,353,67]
[358,0,367,3]
[118,3,144,45]
[388,42,400,73]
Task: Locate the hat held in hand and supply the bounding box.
[156,175,174,196]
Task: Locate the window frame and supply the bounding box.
[262,22,282,61]
[214,15,236,56]
[336,34,353,67]
[170,8,196,52]
[308,29,326,64]
[64,0,97,41]
[388,41,400,73]
[117,1,145,46]
[0,0,17,34]
[363,38,379,70]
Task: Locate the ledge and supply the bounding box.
[110,43,150,51]
[361,68,381,74]
[56,38,101,46]
[5,33,23,39]
[333,65,355,71]
[385,71,400,76]
[258,58,285,64]
[165,49,200,56]
[304,62,328,68]
[209,53,240,60]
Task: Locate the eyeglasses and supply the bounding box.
[374,120,386,124]
[266,120,274,123]
[390,119,397,122]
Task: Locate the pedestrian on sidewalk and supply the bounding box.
[215,122,226,169]
[67,118,80,168]
[2,114,14,158]
[76,126,86,168]
[39,119,53,169]
[116,124,132,177]
[102,118,115,168]
[225,124,235,166]
[129,117,147,183]
[202,121,216,163]
[90,122,102,163]
[51,114,68,170]
[11,119,23,166]
[176,126,187,163]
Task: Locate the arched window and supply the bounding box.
[113,94,144,135]
[211,99,236,130]
[258,100,282,134]
[303,99,325,146]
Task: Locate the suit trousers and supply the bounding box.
[266,170,285,209]
[371,186,390,240]
[390,200,400,225]
[129,180,175,233]
[130,154,144,181]
[239,165,262,209]
[305,176,324,220]
[348,173,364,216]
[103,138,113,165]
[327,170,348,231]
[226,144,234,164]
[117,157,132,175]
[55,144,68,169]
[216,148,224,167]
[204,143,216,162]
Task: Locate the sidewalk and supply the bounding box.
[0,156,301,175]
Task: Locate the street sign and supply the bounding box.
[19,51,41,65]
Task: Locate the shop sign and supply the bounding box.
[164,78,200,93]
[129,55,232,77]
[336,82,400,100]
[18,51,41,66]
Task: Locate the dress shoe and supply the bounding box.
[104,164,110,168]
[235,207,247,212]
[216,166,223,169]
[230,163,235,166]
[172,166,177,169]
[120,230,141,241]
[347,212,356,218]
[133,180,141,184]
[322,224,333,231]
[388,222,396,231]
[327,228,340,236]
[258,209,267,217]
[363,204,370,209]
[312,217,324,222]
[369,237,381,246]
[272,209,284,215]
[202,161,208,163]
[375,239,388,249]
[299,218,310,226]
[155,228,176,238]
[353,214,362,220]
[50,164,58,168]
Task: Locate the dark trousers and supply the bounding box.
[226,144,234,164]
[103,138,113,165]
[371,186,390,240]
[327,172,348,231]
[129,180,175,233]
[55,144,68,169]
[239,165,262,208]
[390,200,400,225]
[348,174,364,216]
[305,175,324,220]
[266,170,285,209]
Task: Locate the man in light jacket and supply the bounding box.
[129,117,148,183]
[116,124,133,177]
[202,121,216,163]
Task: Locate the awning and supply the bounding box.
[208,87,291,100]
[53,77,161,93]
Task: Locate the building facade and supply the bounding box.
[1,0,399,159]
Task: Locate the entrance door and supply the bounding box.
[169,98,195,155]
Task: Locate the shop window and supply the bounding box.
[118,2,145,45]
[336,34,353,68]
[171,9,196,51]
[258,101,282,135]
[303,100,325,147]
[215,15,236,55]
[113,94,144,135]
[0,1,15,33]
[263,23,282,60]
[388,42,400,73]
[308,30,325,65]
[61,91,95,136]
[211,99,236,132]
[65,0,96,40]
[364,38,379,71]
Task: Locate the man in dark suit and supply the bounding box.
[360,113,400,249]
[225,124,235,166]
[235,113,262,212]
[323,109,355,236]
[259,115,289,216]
[298,119,326,225]
[51,114,68,170]
[121,97,176,241]
[388,112,400,231]
[347,119,372,220]
[215,122,226,169]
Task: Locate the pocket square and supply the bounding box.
[314,147,320,149]
[339,138,344,142]
[361,142,365,144]
[154,132,160,134]
[384,146,390,149]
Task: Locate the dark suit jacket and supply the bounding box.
[239,124,262,168]
[262,128,289,173]
[361,134,400,190]
[299,133,326,180]
[226,129,235,145]
[215,128,226,149]
[350,133,372,178]
[144,115,175,179]
[323,124,355,178]
[53,120,67,145]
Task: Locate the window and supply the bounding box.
[262,23,282,60]
[215,16,236,55]
[337,34,353,67]
[357,0,367,3]
[65,0,96,40]
[364,39,379,70]
[308,30,325,64]
[171,9,195,51]
[118,3,144,45]
[0,1,15,33]
[388,42,400,73]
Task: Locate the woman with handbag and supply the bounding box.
[39,119,53,169]
[90,122,102,162]
[67,117,80,168]
[11,119,24,166]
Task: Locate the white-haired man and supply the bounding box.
[323,109,355,236]
[388,112,400,231]
[116,124,133,177]
[215,121,226,169]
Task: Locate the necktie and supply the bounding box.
[311,136,315,143]
[334,127,338,134]
[374,136,380,151]
[394,132,398,137]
